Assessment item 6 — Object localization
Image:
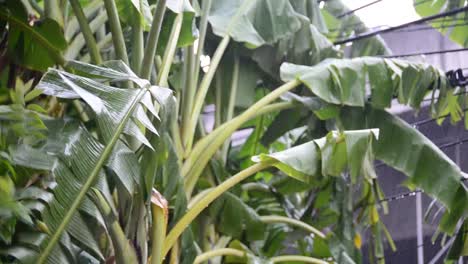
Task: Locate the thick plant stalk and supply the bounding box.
[184,101,296,180]
[210,236,232,263]
[214,73,223,129]
[220,54,240,163]
[182,0,212,135]
[131,20,144,74]
[103,0,129,65]
[270,256,329,264]
[141,0,167,79]
[37,89,148,264]
[183,80,301,196]
[81,33,112,62]
[44,0,63,26]
[224,55,240,123]
[65,12,108,60]
[68,0,102,64]
[191,0,212,95]
[66,0,103,40]
[150,189,168,264]
[183,0,256,153]
[187,187,213,209]
[181,46,195,138]
[194,248,245,264]
[254,102,296,118]
[171,92,184,157]
[205,101,296,148]
[169,242,179,264]
[72,100,90,122]
[154,12,185,155]
[163,163,272,256]
[157,12,183,86]
[28,0,44,16]
[21,0,35,15]
[259,215,325,239]
[91,189,138,264]
[182,35,230,154]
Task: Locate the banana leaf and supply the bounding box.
[15,61,171,262]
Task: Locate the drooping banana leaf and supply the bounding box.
[246,0,303,45]
[281,58,468,233]
[238,0,342,77]
[280,57,449,111]
[252,21,341,78]
[207,0,262,48]
[253,129,379,184]
[339,106,468,234]
[207,0,305,48]
[289,0,328,33]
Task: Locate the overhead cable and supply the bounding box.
[333,5,468,45]
[336,0,383,18]
[381,47,468,58]
[328,19,468,33]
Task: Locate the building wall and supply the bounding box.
[362,25,468,263]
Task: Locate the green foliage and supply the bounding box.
[413,0,468,47]
[0,1,66,71]
[157,0,197,54]
[210,192,265,241]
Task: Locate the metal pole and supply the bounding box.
[416,190,424,264]
[428,236,456,264]
[456,144,462,264]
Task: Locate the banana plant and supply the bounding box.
[1,0,468,263]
